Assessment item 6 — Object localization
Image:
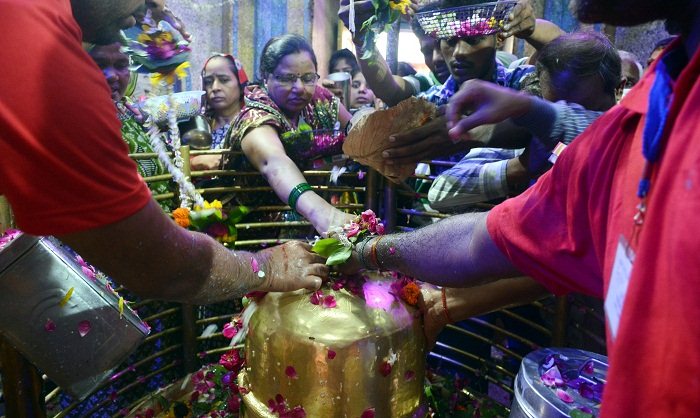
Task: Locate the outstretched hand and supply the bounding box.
[255,241,328,293]
[446,79,533,142]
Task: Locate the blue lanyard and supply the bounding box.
[638,59,673,199]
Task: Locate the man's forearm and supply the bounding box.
[58,199,270,305]
[355,44,416,106]
[360,212,521,287]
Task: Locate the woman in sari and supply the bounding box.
[228,34,356,236]
[88,42,173,210]
[190,53,249,171]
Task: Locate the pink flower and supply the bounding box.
[344,222,361,238]
[322,295,337,309]
[285,366,298,379]
[219,349,243,372]
[78,320,91,337]
[361,209,376,224]
[375,222,385,235]
[378,361,392,377]
[327,350,336,360]
[361,408,376,418]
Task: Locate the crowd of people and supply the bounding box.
[1,0,699,416]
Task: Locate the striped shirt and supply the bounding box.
[428,100,603,210]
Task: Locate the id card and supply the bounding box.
[604,236,635,340]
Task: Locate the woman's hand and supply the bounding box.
[190,155,223,171]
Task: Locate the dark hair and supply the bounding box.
[329,48,359,74]
[201,54,249,115]
[536,31,621,95]
[259,34,317,80]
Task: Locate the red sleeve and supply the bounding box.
[0,0,152,235]
[485,109,637,298]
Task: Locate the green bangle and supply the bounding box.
[287,183,313,211]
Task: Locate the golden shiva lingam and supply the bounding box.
[238,272,428,417]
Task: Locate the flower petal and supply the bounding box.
[78,320,91,337]
[556,388,574,403]
[378,361,392,377]
[322,295,337,309]
[285,365,298,379]
[251,257,260,273]
[44,319,56,332]
[327,350,336,360]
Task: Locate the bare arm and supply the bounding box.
[419,277,550,346]
[354,44,418,106]
[58,199,327,304]
[359,211,521,287]
[241,126,355,234]
[338,0,417,106]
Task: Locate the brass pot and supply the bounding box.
[179,115,212,150]
[240,275,427,417]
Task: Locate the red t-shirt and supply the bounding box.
[488,41,700,417]
[0,0,152,235]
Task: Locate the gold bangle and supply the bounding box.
[369,235,385,270]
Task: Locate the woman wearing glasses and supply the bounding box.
[227,34,356,236]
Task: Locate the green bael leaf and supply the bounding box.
[326,245,353,266]
[311,238,346,258]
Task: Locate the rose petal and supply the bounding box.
[541,365,564,387]
[309,290,323,305]
[285,365,298,379]
[322,295,337,309]
[44,319,56,332]
[361,408,376,418]
[327,350,336,360]
[556,388,574,403]
[378,361,392,377]
[580,359,595,375]
[223,321,238,339]
[78,320,91,337]
[251,257,260,273]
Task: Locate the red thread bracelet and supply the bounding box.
[441,287,454,323]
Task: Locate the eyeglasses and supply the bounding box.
[272,72,320,86]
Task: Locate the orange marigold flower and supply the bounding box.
[400,282,421,306]
[174,217,190,228]
[172,208,191,228]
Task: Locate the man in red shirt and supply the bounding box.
[351,0,700,416]
[0,0,327,303]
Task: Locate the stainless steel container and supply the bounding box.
[0,233,150,400]
[509,348,607,418]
